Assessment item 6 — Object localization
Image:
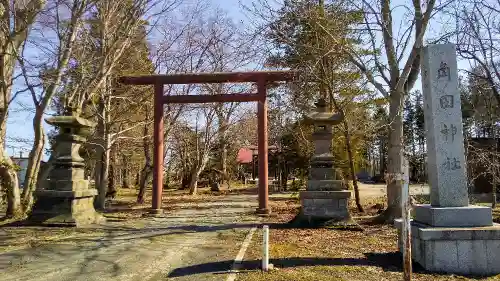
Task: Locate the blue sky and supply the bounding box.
[6,0,470,159]
[6,0,254,159]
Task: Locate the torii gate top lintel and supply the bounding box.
[118,70,297,85]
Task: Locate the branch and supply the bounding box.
[361,4,391,85]
[396,0,436,92]
[380,0,400,85]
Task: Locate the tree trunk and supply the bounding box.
[122,165,130,188]
[135,172,140,186]
[493,133,498,209]
[0,108,20,217]
[1,156,21,218]
[181,172,190,189]
[107,157,115,194]
[137,165,152,203]
[493,175,497,209]
[21,107,45,212]
[165,160,171,189]
[379,138,386,176]
[217,116,229,184]
[189,166,203,195]
[282,164,289,191]
[137,115,153,203]
[221,144,227,184]
[0,45,22,217]
[94,140,110,210]
[189,156,209,195]
[122,154,131,188]
[94,117,111,209]
[376,90,404,223]
[343,121,364,212]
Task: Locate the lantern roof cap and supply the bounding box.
[45,115,96,128]
[305,98,343,125]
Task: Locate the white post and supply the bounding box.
[262,225,269,272]
[401,157,412,280]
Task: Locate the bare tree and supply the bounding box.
[136,92,184,203]
[450,1,500,105]
[0,0,45,217]
[464,68,499,207]
[188,107,218,195]
[47,0,181,209]
[17,0,90,212]
[135,1,212,201]
[136,4,258,199]
[467,140,500,208]
[203,9,259,185]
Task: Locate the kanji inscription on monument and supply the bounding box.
[442,157,461,171]
[421,44,468,207]
[437,61,451,80]
[440,123,457,142]
[439,95,453,109]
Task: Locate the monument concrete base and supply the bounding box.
[395,219,500,275]
[300,191,351,220]
[414,204,493,227]
[29,189,104,227]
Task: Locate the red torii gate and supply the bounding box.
[119,70,296,214]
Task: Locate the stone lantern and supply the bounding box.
[300,98,353,224]
[29,112,103,226]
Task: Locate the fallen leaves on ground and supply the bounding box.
[237,196,500,281]
[0,227,108,253]
[493,207,500,223]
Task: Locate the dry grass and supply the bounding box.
[104,187,236,220]
[236,195,500,281]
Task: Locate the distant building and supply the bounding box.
[237,147,253,164]
[10,153,47,189]
[237,145,280,180]
[11,154,29,188]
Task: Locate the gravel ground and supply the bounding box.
[0,194,260,281]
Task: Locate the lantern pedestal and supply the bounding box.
[28,115,104,227]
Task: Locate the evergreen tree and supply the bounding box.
[413,92,425,149]
[266,0,370,211]
[413,91,425,182]
[403,93,418,181]
[372,106,389,178]
[403,94,416,157]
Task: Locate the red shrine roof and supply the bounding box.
[237,148,253,164]
[237,145,279,164]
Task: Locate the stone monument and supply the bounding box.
[29,112,104,226]
[299,99,353,225]
[396,44,500,275]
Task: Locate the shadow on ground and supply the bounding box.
[167,253,401,278]
[0,222,258,247]
[0,222,258,278]
[167,253,493,279]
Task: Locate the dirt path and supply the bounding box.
[356,183,429,199]
[0,194,260,281]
